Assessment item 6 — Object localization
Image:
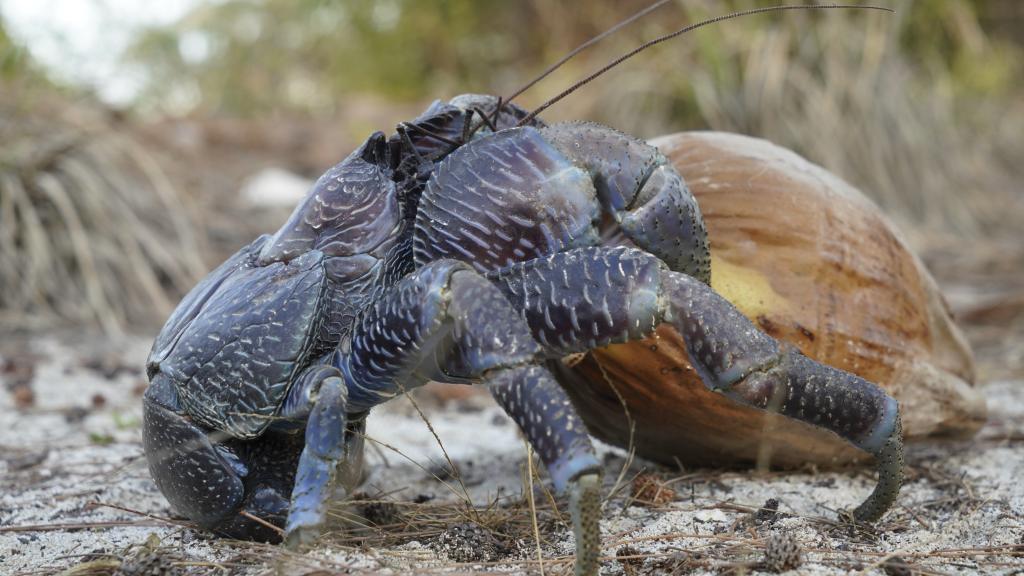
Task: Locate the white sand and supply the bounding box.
[2,335,1021,574]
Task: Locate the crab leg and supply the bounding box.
[487,366,602,576]
[276,364,353,547]
[488,246,904,522]
[336,259,603,575]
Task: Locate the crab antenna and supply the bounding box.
[516,3,894,127]
[501,0,672,107]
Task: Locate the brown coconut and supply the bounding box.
[557,131,986,469]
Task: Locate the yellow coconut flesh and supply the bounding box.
[559,131,987,469]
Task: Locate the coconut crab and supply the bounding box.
[143,5,902,575]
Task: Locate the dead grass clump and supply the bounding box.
[686,4,1023,243]
[631,472,677,507]
[323,493,542,555]
[0,97,208,333]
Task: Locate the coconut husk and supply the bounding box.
[560,131,986,469]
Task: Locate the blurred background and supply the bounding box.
[0,0,1022,377]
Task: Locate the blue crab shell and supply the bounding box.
[147,235,329,439]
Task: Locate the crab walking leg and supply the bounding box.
[336,260,603,575]
[488,246,904,521]
[487,367,602,576]
[265,364,352,547]
[659,273,903,521]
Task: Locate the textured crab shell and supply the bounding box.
[562,131,986,468]
[148,235,330,439]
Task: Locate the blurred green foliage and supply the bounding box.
[1,18,40,84]
[126,0,566,115]
[120,0,1021,120]
[900,0,1019,98]
[1,16,70,112]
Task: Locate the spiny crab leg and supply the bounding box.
[489,246,904,530]
[710,343,905,522]
[854,414,904,522]
[568,473,602,576]
[314,259,605,574]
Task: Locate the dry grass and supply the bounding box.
[0,97,209,333]
[50,466,1023,576]
[683,5,1023,243]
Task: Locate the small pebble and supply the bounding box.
[755,497,780,524]
[616,544,643,575]
[882,555,913,576]
[431,522,502,563]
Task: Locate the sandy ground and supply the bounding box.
[2,334,1023,575]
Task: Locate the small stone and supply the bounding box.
[616,545,643,575]
[762,530,802,573]
[427,462,458,481]
[755,497,780,524]
[7,450,48,471]
[114,550,181,576]
[882,555,913,576]
[360,499,401,527]
[2,354,36,390]
[631,473,676,507]
[654,551,696,573]
[64,406,89,424]
[431,522,502,563]
[11,385,34,409]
